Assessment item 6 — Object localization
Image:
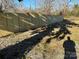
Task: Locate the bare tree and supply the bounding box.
[34,0,54,14]
[62,0,71,15]
[1,0,14,9]
[44,0,54,14]
[0,0,20,12]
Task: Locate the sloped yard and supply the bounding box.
[0,17,79,59]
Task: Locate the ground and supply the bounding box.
[0,17,79,59]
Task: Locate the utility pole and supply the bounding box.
[30,0,31,11]
[35,0,36,10]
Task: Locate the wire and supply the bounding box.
[18,0,23,2]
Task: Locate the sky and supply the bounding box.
[17,0,79,10]
[69,0,79,6]
[22,0,36,9]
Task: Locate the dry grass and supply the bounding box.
[0,13,79,59]
[0,30,13,37]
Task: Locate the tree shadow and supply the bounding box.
[0,19,79,59]
[63,36,77,59]
[51,19,79,40]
